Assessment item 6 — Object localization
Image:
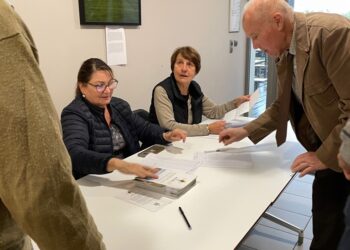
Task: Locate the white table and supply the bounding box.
[78,129,305,250]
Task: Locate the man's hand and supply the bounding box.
[218,127,249,145]
[235,95,251,106]
[291,152,327,177]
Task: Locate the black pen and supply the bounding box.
[179,206,192,230]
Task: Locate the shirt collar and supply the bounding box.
[288,23,297,56]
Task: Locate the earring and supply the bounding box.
[82,94,86,98]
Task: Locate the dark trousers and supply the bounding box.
[310,169,350,250]
[338,195,350,250]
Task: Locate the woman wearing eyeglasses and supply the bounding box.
[61,58,187,180]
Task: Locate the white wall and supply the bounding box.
[12,0,248,114]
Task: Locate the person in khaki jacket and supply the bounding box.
[219,0,350,249]
[0,1,105,249]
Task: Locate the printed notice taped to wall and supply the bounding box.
[106,27,127,65]
[229,0,240,32]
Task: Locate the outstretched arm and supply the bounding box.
[219,127,249,145]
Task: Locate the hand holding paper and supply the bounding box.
[233,88,260,118]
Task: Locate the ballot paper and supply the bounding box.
[194,151,253,168]
[115,188,173,212]
[134,168,197,198]
[79,175,173,212]
[233,88,260,118]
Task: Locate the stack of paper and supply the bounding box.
[134,168,197,198]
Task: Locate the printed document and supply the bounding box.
[106,27,127,65]
[223,88,260,124]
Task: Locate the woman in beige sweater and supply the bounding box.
[149,46,249,136]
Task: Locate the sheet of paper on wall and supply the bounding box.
[105,27,127,66]
[229,0,241,32]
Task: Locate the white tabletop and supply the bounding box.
[78,128,305,250]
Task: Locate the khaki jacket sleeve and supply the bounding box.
[244,92,283,144]
[0,4,105,250]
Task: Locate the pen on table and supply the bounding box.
[204,148,231,153]
[179,206,192,230]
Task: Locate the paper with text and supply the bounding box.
[106,27,127,65]
[115,188,172,212]
[229,0,241,32]
[80,175,173,212]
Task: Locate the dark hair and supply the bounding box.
[75,58,114,97]
[170,46,201,74]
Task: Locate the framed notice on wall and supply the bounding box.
[229,0,241,32]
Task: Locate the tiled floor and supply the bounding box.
[236,174,314,250]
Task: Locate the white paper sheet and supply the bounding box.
[224,89,260,122]
[115,188,173,212]
[229,0,241,32]
[142,153,201,173]
[195,141,303,170]
[105,27,127,65]
[194,151,253,168]
[233,88,261,118]
[79,175,173,212]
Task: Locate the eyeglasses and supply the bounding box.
[87,79,118,93]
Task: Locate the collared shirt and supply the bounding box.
[340,120,350,164]
[289,23,303,104]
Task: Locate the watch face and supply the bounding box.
[137,145,165,158]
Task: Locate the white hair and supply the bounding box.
[243,0,294,24]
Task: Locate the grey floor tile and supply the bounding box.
[293,174,314,184]
[260,206,311,233]
[273,193,312,217]
[293,237,312,250]
[241,224,298,250]
[284,179,312,199]
[304,217,314,240]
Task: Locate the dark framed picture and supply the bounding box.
[78,0,141,26]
